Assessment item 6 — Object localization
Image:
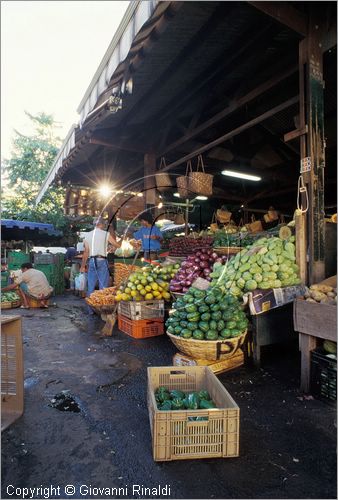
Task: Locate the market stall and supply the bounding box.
[35,1,336,403]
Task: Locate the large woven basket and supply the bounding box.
[167,330,247,361]
[188,155,213,196]
[155,157,172,192]
[176,161,193,198]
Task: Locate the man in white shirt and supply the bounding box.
[2,263,53,309]
[80,217,120,312]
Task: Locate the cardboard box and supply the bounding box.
[246,285,307,315]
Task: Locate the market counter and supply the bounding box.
[293,276,337,392]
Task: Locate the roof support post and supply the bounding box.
[144,152,157,213]
[299,7,326,284]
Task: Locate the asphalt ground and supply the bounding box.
[1,296,336,500]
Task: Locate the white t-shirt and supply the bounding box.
[84,228,109,257]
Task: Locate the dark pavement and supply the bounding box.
[1,296,336,499]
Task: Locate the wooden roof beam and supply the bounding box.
[159,65,297,158]
[160,96,299,172]
[248,2,308,37]
[89,132,145,154]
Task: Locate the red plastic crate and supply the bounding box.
[118,314,164,339]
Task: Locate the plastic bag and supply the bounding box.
[75,273,87,291]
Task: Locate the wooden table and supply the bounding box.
[294,298,337,392]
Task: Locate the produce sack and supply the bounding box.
[176,161,192,199]
[114,239,136,258]
[188,155,213,196]
[216,207,232,224]
[155,157,172,192]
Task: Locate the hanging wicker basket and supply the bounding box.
[167,330,247,361]
[155,157,173,192]
[188,155,213,196]
[176,161,193,198]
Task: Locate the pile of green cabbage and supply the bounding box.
[210,236,301,297]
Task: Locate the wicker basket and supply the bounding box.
[155,159,173,192]
[213,246,243,256]
[188,155,213,196]
[176,161,193,199]
[167,330,247,361]
[1,300,21,310]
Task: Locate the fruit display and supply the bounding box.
[115,263,180,302]
[166,286,249,340]
[86,287,117,307]
[169,249,227,293]
[155,386,217,411]
[304,284,337,305]
[1,291,20,303]
[169,236,213,256]
[210,236,300,297]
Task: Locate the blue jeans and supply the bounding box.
[87,258,110,297]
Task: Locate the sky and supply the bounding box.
[1,0,129,160]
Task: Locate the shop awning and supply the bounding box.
[1,219,62,242]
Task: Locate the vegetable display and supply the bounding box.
[213,231,257,248]
[155,386,217,411]
[86,287,117,307]
[1,291,20,303]
[304,284,337,305]
[169,236,213,257]
[115,263,180,302]
[210,236,300,297]
[169,249,227,293]
[166,286,248,340]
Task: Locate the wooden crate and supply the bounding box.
[147,366,239,461]
[1,315,24,431]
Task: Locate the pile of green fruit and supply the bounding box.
[155,386,217,411]
[210,236,300,297]
[115,263,180,302]
[166,286,248,340]
[1,291,20,303]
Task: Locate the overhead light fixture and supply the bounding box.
[158,202,163,209]
[173,193,180,198]
[136,192,144,197]
[221,170,261,182]
[195,195,208,201]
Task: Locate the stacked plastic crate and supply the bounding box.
[7,251,30,271]
[33,253,65,296]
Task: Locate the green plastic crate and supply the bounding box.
[8,251,30,265]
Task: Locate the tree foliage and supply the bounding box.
[2,112,69,233]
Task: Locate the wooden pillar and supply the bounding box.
[144,152,157,214]
[299,6,326,284]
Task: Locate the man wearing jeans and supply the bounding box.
[80,217,120,313]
